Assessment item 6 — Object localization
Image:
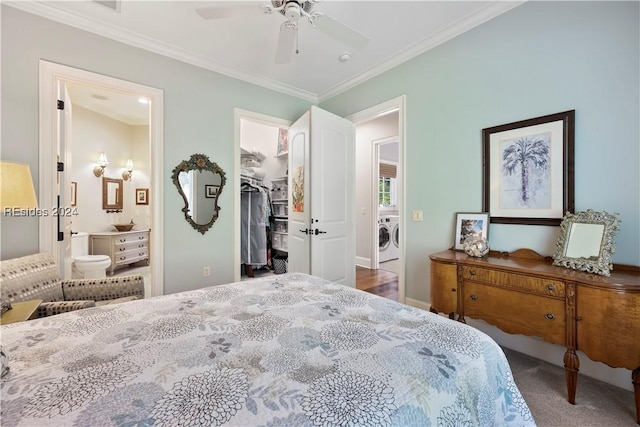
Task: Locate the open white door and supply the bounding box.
[58,82,74,279]
[288,106,355,287]
[288,111,311,274]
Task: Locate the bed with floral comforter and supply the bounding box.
[0,273,535,426]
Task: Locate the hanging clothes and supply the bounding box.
[240,177,270,268]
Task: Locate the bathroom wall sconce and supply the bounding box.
[122,159,133,181]
[93,152,109,177]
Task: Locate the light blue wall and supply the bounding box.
[321,1,640,302]
[2,3,638,301]
[1,6,312,294]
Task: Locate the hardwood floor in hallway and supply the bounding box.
[355,266,398,301]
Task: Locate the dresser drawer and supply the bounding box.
[114,248,149,265]
[113,232,149,246]
[114,240,148,254]
[463,282,566,345]
[462,266,565,297]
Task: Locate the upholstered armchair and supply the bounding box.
[0,252,145,318]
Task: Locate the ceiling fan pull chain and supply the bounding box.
[295,22,300,55]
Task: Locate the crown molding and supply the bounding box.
[7,1,523,105]
[5,1,319,103]
[317,1,525,103]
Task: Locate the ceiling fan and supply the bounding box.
[196,0,369,64]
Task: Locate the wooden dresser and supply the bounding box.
[429,249,640,424]
[90,230,150,275]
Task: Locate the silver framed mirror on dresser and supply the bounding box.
[552,209,620,276]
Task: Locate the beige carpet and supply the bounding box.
[503,347,637,426]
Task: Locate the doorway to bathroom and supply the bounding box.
[38,60,164,297]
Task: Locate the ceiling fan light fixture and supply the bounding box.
[284,3,301,20]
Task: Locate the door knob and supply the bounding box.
[314,229,327,235]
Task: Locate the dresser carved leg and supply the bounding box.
[632,367,640,425]
[429,307,437,314]
[457,315,466,324]
[563,350,580,404]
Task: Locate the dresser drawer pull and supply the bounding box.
[545,313,555,320]
[470,294,478,300]
[469,269,476,276]
[119,248,126,252]
[119,238,127,243]
[546,284,556,291]
[138,236,144,240]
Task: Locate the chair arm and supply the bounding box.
[37,300,96,318]
[61,275,145,302]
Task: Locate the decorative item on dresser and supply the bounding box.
[90,230,150,275]
[552,209,620,276]
[429,248,640,424]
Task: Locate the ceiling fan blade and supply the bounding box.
[196,4,265,20]
[313,14,369,50]
[275,23,297,64]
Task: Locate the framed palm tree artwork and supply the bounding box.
[482,110,574,225]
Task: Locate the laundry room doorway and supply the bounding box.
[376,137,400,275]
[347,96,405,303]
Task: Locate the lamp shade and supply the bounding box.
[0,161,38,209]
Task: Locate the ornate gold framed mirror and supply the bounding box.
[552,210,620,276]
[171,153,226,234]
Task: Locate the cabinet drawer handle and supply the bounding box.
[470,294,478,300]
[469,269,476,276]
[546,284,555,291]
[138,236,144,240]
[545,313,555,320]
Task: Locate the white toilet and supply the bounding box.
[71,232,111,279]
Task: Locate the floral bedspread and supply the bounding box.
[1,273,535,426]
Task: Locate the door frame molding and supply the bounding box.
[39,60,164,296]
[372,135,400,270]
[233,108,292,282]
[346,95,406,303]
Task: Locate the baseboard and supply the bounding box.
[405,297,431,311]
[355,256,371,269]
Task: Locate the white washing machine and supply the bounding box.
[379,215,399,262]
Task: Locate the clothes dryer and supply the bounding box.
[379,215,399,262]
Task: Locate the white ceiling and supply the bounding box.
[10,0,523,106]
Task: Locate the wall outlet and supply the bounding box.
[412,210,424,221]
[203,266,211,277]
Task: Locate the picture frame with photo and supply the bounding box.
[277,128,289,157]
[453,212,490,251]
[136,188,149,205]
[482,110,574,226]
[205,184,219,198]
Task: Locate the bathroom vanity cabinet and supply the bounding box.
[90,230,150,275]
[429,249,640,424]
